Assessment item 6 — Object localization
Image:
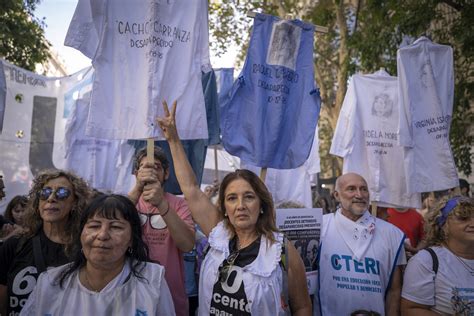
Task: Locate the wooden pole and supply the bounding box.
[371,201,377,216]
[147,138,154,163]
[214,146,219,182]
[260,167,267,182]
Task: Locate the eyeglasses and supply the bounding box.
[218,251,240,283]
[138,213,167,230]
[38,187,72,201]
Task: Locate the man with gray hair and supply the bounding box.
[315,172,406,315]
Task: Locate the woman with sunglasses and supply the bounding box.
[20,194,175,315]
[157,101,311,315]
[0,169,90,316]
[401,196,474,315]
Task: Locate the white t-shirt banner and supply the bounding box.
[276,208,323,295]
[0,59,93,212]
[65,0,211,140]
[397,36,458,193]
[0,60,136,213]
[63,92,135,194]
[330,70,421,208]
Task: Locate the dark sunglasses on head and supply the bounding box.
[38,187,72,201]
[218,251,240,283]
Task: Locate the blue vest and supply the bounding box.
[221,13,321,169]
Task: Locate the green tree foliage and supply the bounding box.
[0,0,50,71]
[210,0,473,177]
[352,0,474,176]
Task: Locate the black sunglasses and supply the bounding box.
[39,187,72,201]
[218,251,240,283]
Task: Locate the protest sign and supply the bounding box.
[276,208,323,294]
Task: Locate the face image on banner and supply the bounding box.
[266,20,301,71]
[276,208,322,295]
[371,93,394,118]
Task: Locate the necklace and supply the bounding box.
[82,270,101,293]
[448,249,474,276]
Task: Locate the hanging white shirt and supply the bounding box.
[315,210,406,315]
[0,60,94,212]
[63,93,135,192]
[330,70,421,208]
[242,125,320,208]
[65,0,211,140]
[397,37,458,192]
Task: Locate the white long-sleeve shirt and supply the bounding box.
[397,37,458,193]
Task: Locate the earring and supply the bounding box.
[260,209,264,214]
[224,213,228,217]
[127,247,133,255]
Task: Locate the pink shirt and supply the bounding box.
[137,193,194,316]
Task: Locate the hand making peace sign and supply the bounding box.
[156,100,178,141]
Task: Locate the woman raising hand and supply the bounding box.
[157,101,311,316]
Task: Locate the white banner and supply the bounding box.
[0,60,134,213]
[276,208,322,295]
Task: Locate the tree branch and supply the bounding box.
[353,0,361,34]
[439,0,463,11]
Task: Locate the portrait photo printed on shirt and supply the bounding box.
[266,20,301,71]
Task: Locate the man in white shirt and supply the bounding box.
[316,173,406,316]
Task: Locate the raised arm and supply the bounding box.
[157,101,221,236]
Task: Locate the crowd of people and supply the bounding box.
[0,103,472,315]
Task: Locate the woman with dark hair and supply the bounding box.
[402,196,474,315]
[157,101,311,315]
[0,195,28,241]
[0,169,90,316]
[21,194,175,315]
[4,195,28,226]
